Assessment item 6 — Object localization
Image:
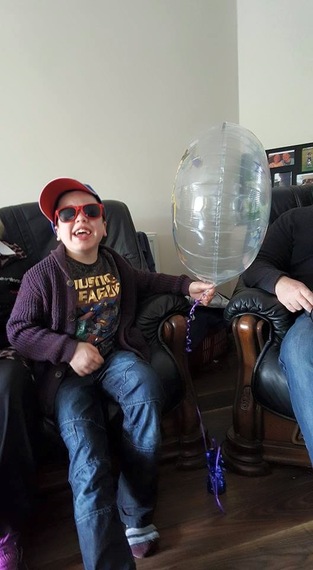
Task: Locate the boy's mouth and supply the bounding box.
[74,228,91,236]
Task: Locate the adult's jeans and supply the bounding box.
[54,350,164,570]
[279,311,313,464]
[0,358,36,535]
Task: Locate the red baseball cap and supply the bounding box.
[39,177,102,223]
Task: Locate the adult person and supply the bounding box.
[7,178,215,570]
[0,221,36,570]
[242,203,313,465]
[268,153,284,168]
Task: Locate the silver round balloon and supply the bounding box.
[172,122,272,285]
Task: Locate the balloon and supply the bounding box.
[172,122,272,285]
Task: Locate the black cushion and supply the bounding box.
[254,344,294,419]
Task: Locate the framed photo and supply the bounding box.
[273,171,293,187]
[302,146,313,172]
[268,149,295,169]
[296,172,313,185]
[266,141,313,187]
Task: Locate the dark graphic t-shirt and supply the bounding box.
[66,252,121,356]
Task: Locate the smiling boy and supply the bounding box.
[7,178,214,570]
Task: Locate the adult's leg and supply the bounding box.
[0,358,36,569]
[95,351,165,529]
[279,312,313,463]
[54,373,135,570]
[0,358,36,534]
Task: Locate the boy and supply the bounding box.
[7,178,214,570]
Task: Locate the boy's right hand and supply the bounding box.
[69,342,104,376]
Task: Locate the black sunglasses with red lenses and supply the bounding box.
[54,203,104,225]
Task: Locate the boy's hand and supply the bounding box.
[69,342,104,376]
[188,282,215,306]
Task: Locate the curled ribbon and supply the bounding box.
[186,297,227,513]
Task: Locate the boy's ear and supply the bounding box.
[103,220,107,237]
[53,224,60,240]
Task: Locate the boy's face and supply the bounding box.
[54,190,107,262]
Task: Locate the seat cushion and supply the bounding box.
[253,343,294,419]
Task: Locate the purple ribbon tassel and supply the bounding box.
[206,442,226,513]
[186,298,227,514]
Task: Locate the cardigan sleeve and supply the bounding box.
[134,269,192,297]
[106,244,193,297]
[7,266,78,365]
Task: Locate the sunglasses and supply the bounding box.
[54,203,104,225]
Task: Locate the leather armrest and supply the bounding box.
[224,286,295,341]
[135,293,190,414]
[135,293,190,346]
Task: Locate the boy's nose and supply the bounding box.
[75,208,88,221]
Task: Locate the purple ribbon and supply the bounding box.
[186,298,226,514]
[206,441,226,514]
[185,298,201,353]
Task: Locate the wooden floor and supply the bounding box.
[24,346,313,570]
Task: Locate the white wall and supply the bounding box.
[0,0,238,280]
[237,0,313,149]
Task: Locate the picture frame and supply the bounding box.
[268,149,295,169]
[296,172,313,185]
[301,146,313,172]
[266,141,313,187]
[273,171,293,187]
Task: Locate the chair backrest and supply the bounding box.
[270,184,313,223]
[0,200,149,271]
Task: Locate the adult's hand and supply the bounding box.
[275,275,313,313]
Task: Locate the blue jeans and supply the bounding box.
[279,312,313,464]
[54,350,164,570]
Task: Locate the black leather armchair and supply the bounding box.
[223,185,313,476]
[0,198,205,470]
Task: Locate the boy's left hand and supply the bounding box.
[188,282,215,306]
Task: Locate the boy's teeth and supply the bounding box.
[75,229,90,235]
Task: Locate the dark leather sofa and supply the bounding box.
[223,184,313,476]
[0,198,208,473]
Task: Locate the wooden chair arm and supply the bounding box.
[232,314,269,440]
[162,315,201,434]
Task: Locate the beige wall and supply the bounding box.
[237,0,313,148]
[231,0,313,297]
[3,1,311,295]
[1,0,238,286]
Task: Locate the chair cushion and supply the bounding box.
[253,343,294,419]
